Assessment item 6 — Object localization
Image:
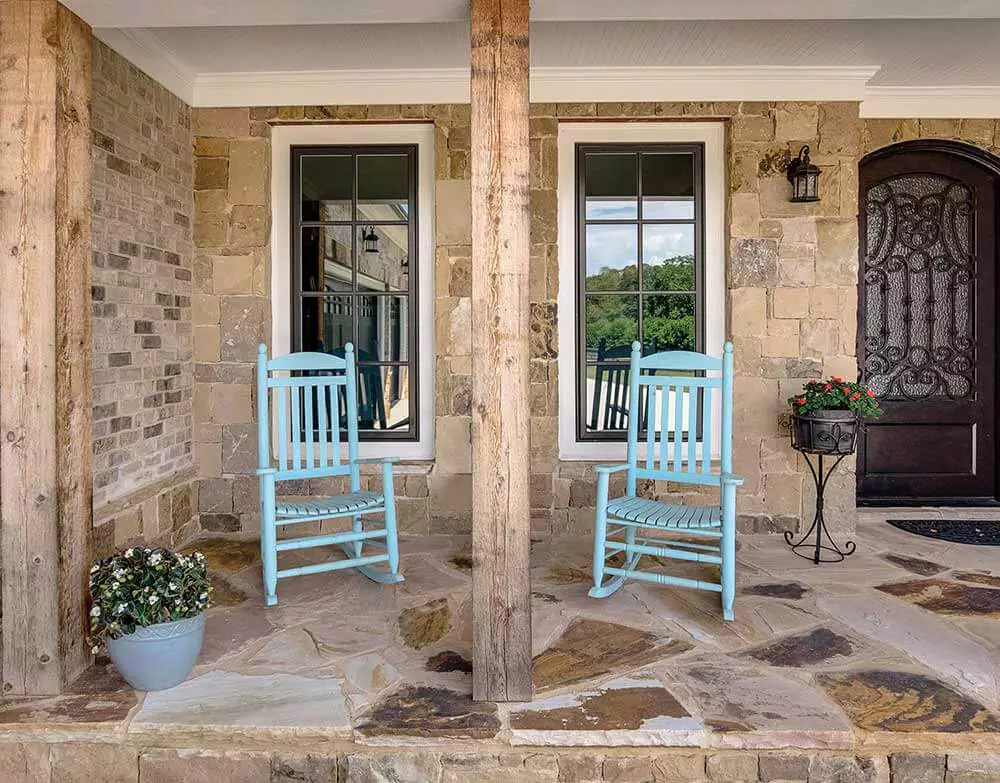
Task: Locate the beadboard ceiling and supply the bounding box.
[62,0,1000,27]
[129,20,1000,88]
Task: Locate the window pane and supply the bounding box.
[642,224,695,291]
[584,153,637,220]
[300,155,352,221]
[357,365,411,432]
[300,226,352,292]
[586,224,637,291]
[643,294,696,352]
[357,295,408,363]
[585,294,638,359]
[357,225,409,292]
[357,155,409,221]
[301,295,353,354]
[641,153,695,219]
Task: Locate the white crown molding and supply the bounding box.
[193,68,470,108]
[94,28,196,104]
[530,66,881,103]
[861,86,1000,118]
[192,65,882,107]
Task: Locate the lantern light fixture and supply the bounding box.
[786,145,821,203]
[362,225,379,253]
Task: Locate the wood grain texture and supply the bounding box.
[54,2,93,686]
[469,0,533,702]
[0,0,92,694]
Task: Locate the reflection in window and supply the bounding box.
[293,146,417,439]
[577,143,703,439]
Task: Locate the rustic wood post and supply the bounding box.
[469,0,532,702]
[0,0,93,695]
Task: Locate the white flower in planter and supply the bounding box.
[90,606,101,617]
[148,594,160,604]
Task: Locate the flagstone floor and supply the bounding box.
[1,523,999,752]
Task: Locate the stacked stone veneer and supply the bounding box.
[0,742,996,782]
[90,39,196,548]
[191,103,1000,538]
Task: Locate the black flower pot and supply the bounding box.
[790,410,859,455]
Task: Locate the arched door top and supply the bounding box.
[862,139,1000,177]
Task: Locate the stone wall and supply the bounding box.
[0,740,996,782]
[191,105,472,536]
[190,102,1000,538]
[90,39,196,545]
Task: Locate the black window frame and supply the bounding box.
[575,142,706,443]
[291,144,420,442]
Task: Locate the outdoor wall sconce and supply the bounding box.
[786,145,820,203]
[362,225,380,253]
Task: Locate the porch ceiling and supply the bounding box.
[85,16,1000,117]
[60,0,1000,27]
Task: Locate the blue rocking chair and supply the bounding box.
[590,341,742,620]
[256,343,403,606]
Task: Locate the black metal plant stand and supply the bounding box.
[784,452,857,563]
[785,413,859,564]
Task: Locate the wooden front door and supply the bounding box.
[858,142,1000,505]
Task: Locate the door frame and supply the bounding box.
[857,139,1000,507]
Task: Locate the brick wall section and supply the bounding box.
[90,39,196,542]
[192,103,1000,538]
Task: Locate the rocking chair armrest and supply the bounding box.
[594,463,630,475]
[720,472,745,486]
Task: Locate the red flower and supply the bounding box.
[851,391,861,401]
[823,384,832,391]
[842,386,851,394]
[866,389,876,398]
[796,397,806,405]
[831,375,843,382]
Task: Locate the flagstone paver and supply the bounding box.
[131,671,351,735]
[508,676,705,746]
[531,619,692,693]
[875,577,1000,618]
[881,553,948,576]
[816,670,1000,733]
[356,685,500,740]
[664,662,854,748]
[741,626,858,667]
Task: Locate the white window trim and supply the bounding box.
[270,123,435,460]
[557,121,727,462]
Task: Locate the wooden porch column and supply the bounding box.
[0,0,93,695]
[469,0,532,702]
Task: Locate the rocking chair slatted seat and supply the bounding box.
[256,343,403,606]
[590,340,742,620]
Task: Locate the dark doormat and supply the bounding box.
[888,519,1000,546]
